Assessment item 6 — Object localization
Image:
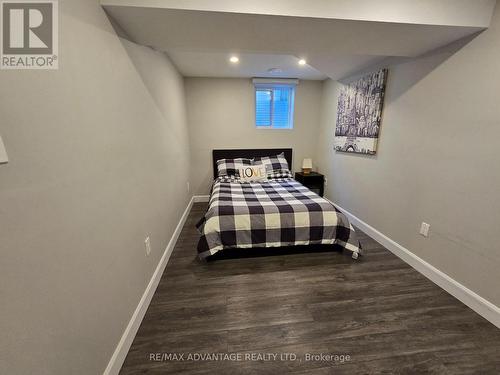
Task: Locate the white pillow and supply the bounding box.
[238,165,267,182]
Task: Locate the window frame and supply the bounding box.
[253,79,297,130]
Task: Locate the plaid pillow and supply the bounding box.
[252,153,289,172]
[216,158,253,177]
[267,169,293,179]
[217,175,241,183]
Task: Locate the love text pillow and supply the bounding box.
[238,165,267,182]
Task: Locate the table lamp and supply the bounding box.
[302,158,312,174]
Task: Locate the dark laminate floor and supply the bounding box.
[120,203,500,374]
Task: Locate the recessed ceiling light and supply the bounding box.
[229,56,239,63]
[298,59,307,66]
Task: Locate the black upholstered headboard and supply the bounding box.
[212,148,293,179]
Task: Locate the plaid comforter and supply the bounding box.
[196,176,361,259]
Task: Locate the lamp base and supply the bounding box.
[302,168,312,175]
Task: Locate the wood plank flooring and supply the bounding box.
[120,203,500,374]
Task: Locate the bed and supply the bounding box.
[196,148,361,260]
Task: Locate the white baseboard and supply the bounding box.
[103,196,195,375]
[193,195,210,203]
[332,202,500,329]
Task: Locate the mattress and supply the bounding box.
[196,175,361,259]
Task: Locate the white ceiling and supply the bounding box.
[168,51,327,80]
[103,0,495,27]
[102,0,496,80]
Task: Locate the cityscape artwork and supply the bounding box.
[334,69,388,155]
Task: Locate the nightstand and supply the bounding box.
[295,172,325,197]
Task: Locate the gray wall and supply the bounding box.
[185,78,323,193]
[316,4,500,307]
[0,1,191,374]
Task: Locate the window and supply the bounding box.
[254,79,297,129]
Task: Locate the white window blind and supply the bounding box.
[254,79,297,129]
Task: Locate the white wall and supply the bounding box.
[0,1,190,374]
[316,3,500,307]
[185,78,323,193]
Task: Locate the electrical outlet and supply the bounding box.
[144,236,151,256]
[324,177,328,186]
[187,182,190,193]
[420,222,430,237]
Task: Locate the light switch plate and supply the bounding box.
[144,236,151,256]
[420,222,430,237]
[0,135,8,164]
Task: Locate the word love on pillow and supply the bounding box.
[238,166,267,182]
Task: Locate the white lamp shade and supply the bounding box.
[302,158,312,169]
